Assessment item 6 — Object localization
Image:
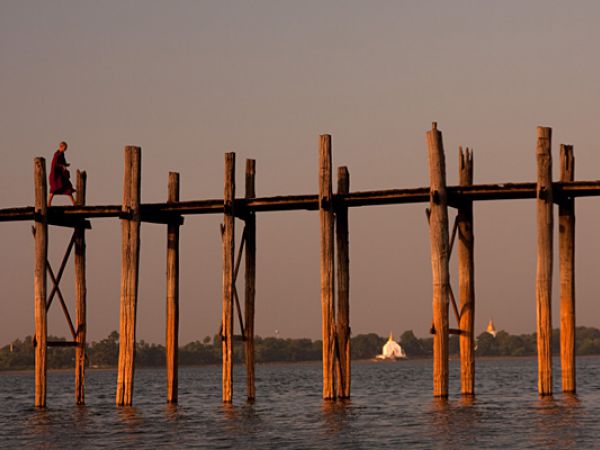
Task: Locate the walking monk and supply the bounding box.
[48,141,76,206]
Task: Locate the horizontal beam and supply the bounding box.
[1,180,599,222]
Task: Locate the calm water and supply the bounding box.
[2,357,600,449]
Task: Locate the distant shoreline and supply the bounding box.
[4,353,600,374]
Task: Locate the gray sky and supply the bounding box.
[2,0,600,345]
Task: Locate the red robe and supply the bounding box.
[49,151,75,195]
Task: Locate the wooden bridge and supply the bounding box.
[3,123,591,406]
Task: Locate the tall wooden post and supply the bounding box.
[166,172,180,403]
[116,146,141,406]
[34,157,48,408]
[319,134,336,400]
[559,144,575,393]
[244,159,256,401]
[458,148,475,396]
[336,166,350,399]
[427,123,450,398]
[222,153,235,403]
[74,170,87,405]
[535,127,553,396]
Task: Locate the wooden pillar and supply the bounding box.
[74,170,87,405]
[336,166,350,399]
[222,153,235,403]
[244,159,257,401]
[426,123,450,398]
[116,146,141,406]
[535,126,553,396]
[319,134,336,400]
[34,157,48,408]
[559,144,575,393]
[458,148,475,396]
[166,172,180,403]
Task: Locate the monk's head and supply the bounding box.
[59,141,68,152]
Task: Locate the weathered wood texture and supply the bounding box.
[74,171,87,405]
[427,123,450,398]
[244,159,257,401]
[559,144,575,393]
[535,127,553,396]
[222,153,235,403]
[34,158,48,408]
[319,135,336,400]
[116,146,141,406]
[166,172,180,403]
[336,166,350,399]
[458,148,475,396]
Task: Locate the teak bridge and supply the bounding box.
[2,124,592,407]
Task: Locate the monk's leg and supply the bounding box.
[48,193,54,206]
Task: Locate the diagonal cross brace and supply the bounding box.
[47,263,77,339]
[31,226,78,339]
[425,212,462,329]
[219,224,247,339]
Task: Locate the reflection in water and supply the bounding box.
[73,404,90,429]
[531,395,579,449]
[4,359,600,449]
[27,408,52,438]
[321,399,352,435]
[117,405,142,428]
[428,398,453,448]
[164,403,180,423]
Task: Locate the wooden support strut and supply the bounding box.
[244,159,257,401]
[559,144,575,393]
[336,166,350,399]
[34,157,48,408]
[222,152,235,403]
[536,127,553,396]
[458,147,475,396]
[319,135,336,400]
[116,146,142,406]
[166,172,180,404]
[75,171,87,405]
[427,123,450,398]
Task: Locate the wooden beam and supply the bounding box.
[244,159,257,402]
[4,179,600,224]
[166,172,180,404]
[427,123,450,398]
[34,157,48,408]
[75,170,87,405]
[116,146,142,406]
[336,166,350,399]
[458,147,475,396]
[559,144,575,393]
[222,153,235,403]
[319,135,336,400]
[536,127,553,396]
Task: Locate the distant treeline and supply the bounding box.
[2,327,600,370]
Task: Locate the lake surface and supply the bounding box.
[2,356,600,449]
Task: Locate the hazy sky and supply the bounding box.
[2,1,600,345]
